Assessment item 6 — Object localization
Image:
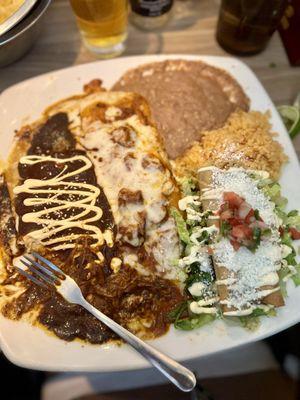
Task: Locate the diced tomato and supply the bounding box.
[279,226,284,237]
[207,246,214,255]
[230,239,241,251]
[219,191,270,253]
[232,224,253,240]
[218,202,229,213]
[220,209,233,220]
[238,201,252,219]
[245,209,255,224]
[258,221,267,229]
[228,217,243,227]
[223,192,244,209]
[289,227,300,240]
[249,220,267,230]
[241,239,253,248]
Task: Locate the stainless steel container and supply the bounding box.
[0,0,52,68]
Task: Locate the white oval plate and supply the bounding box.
[0,55,299,372]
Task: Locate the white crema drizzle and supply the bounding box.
[178,195,218,315]
[14,155,112,251]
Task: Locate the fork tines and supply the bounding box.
[15,252,65,289]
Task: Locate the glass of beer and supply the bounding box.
[216,0,287,56]
[69,0,128,57]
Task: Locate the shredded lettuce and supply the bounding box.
[174,314,215,330]
[251,308,277,317]
[185,266,212,290]
[246,179,299,233]
[262,182,281,198]
[286,213,300,229]
[168,301,188,322]
[262,182,288,209]
[171,174,300,333]
[177,177,199,196]
[171,207,190,244]
[292,265,300,286]
[281,231,293,246]
[262,182,300,231]
[279,227,300,287]
[278,229,300,290]
[239,307,276,330]
[278,266,290,296]
[168,301,215,330]
[281,231,297,263]
[220,220,231,237]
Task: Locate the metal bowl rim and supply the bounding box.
[0,0,52,46]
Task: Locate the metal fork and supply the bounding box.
[15,252,196,392]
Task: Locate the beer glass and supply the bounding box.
[70,0,128,57]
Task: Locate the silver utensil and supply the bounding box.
[0,0,38,37]
[15,252,196,393]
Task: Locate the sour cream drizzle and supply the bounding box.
[178,194,218,315]
[14,155,112,250]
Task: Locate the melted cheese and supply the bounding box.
[81,115,171,226]
[79,108,180,279]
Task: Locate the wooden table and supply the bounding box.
[1,0,300,153]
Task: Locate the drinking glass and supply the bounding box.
[69,0,128,58]
[216,0,287,55]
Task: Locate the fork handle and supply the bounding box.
[80,298,196,392]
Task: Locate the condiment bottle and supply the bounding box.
[130,0,174,30]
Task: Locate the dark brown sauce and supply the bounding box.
[3,239,182,343]
[0,175,20,259]
[2,112,183,344]
[16,113,115,241]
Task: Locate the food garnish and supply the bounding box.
[170,168,300,331]
[278,94,300,139]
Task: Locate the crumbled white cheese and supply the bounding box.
[201,168,280,228]
[214,238,281,310]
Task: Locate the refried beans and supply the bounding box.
[113,60,249,159]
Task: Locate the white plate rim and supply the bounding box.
[0,54,299,372]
